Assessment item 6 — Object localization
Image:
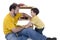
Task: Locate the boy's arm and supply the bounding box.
[24,22,33,28]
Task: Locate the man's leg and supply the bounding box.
[17,35,28,40]
[21,27,47,40]
[16,31,28,40]
[5,33,27,40]
[5,33,18,40]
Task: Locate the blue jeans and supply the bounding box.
[5,33,27,40]
[17,27,47,40]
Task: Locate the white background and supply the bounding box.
[0,0,60,40]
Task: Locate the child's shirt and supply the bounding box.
[31,16,45,29]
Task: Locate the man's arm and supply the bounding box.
[19,13,31,20]
[12,22,32,33]
[12,26,24,33]
[23,13,31,20]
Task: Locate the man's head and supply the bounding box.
[9,3,19,15]
[31,8,39,16]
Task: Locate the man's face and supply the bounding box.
[12,6,19,16]
[14,6,19,14]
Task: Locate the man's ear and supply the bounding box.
[11,9,15,12]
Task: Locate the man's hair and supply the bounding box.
[9,3,18,11]
[31,8,39,15]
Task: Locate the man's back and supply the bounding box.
[3,13,22,35]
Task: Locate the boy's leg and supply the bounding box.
[35,28,57,40]
[35,28,44,34]
[21,27,47,40]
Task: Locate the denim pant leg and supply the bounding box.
[21,27,47,40]
[17,35,28,40]
[16,30,29,40]
[5,33,27,40]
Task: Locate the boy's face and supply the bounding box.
[31,11,36,16]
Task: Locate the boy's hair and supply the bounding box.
[9,3,18,11]
[31,8,39,15]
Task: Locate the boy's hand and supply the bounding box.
[24,22,33,28]
[27,22,32,26]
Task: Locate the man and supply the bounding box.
[3,3,49,40]
[3,3,26,40]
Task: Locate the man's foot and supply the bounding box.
[47,38,52,40]
[47,37,57,40]
[52,38,57,40]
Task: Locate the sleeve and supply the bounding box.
[17,13,23,18]
[30,18,36,25]
[30,17,45,29]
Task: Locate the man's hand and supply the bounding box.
[18,13,31,21]
[16,25,25,28]
[16,25,21,27]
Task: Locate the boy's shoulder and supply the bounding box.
[31,16,39,20]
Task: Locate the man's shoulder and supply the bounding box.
[16,12,22,16]
[4,14,12,21]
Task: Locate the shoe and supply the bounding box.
[52,37,57,40]
[47,38,57,40]
[46,38,52,40]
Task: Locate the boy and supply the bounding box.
[27,8,57,40]
[30,8,44,34]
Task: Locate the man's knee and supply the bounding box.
[6,33,17,40]
[21,28,33,34]
[23,28,33,32]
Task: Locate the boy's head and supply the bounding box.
[31,8,39,16]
